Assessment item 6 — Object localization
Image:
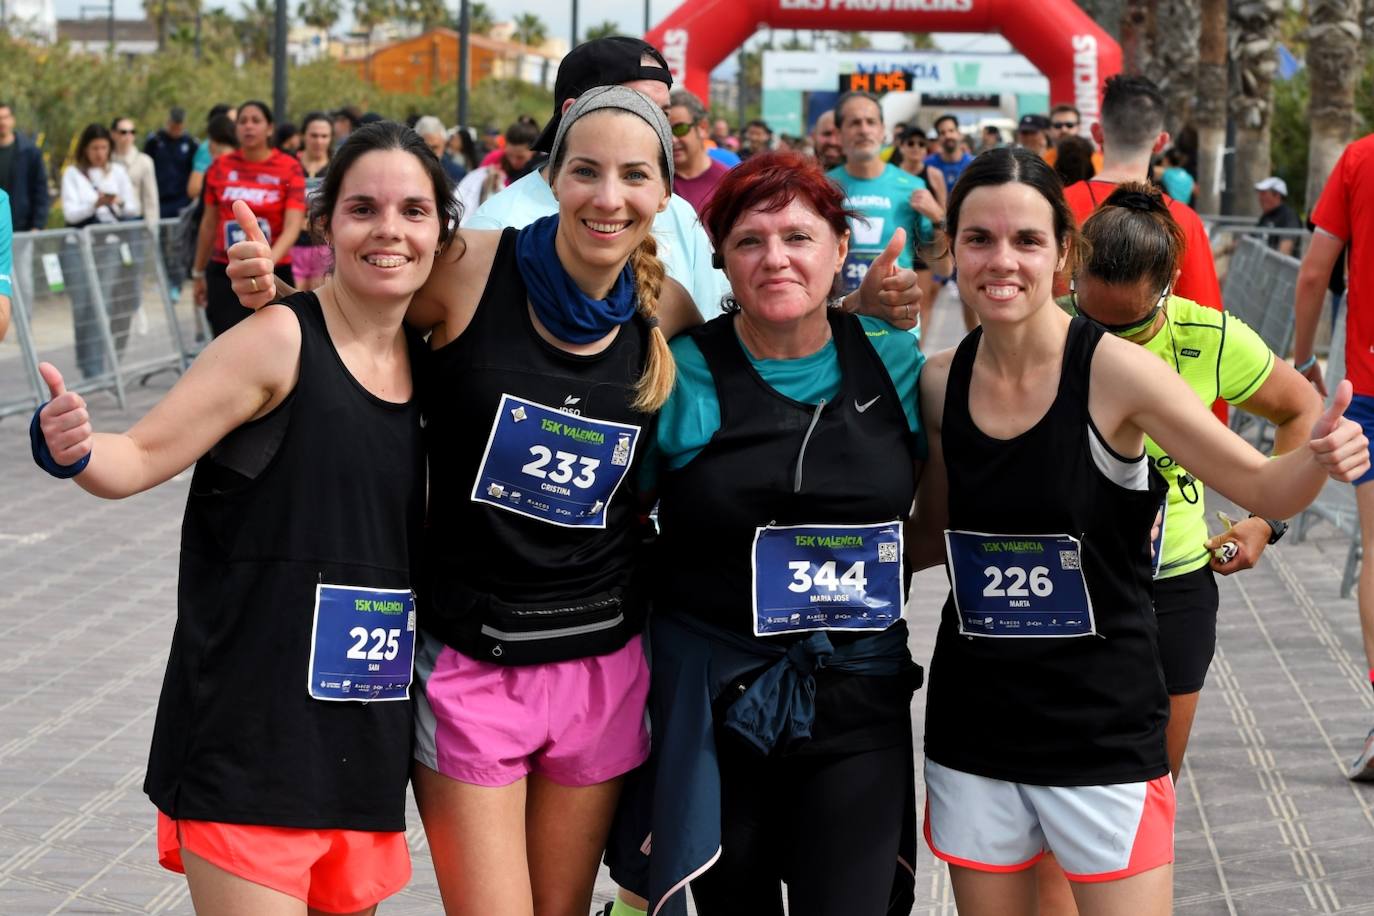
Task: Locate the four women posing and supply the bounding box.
[35,98,1367,916]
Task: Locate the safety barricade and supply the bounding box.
[11,227,128,411]
[0,278,44,420]
[154,216,212,363]
[81,221,191,381]
[1219,235,1304,357]
[1295,303,1361,597]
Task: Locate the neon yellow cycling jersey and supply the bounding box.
[1143,296,1274,578]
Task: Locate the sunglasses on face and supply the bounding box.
[115,128,135,135]
[670,122,695,138]
[1053,122,1078,130]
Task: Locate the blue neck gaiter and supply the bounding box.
[514,214,638,344]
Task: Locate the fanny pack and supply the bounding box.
[419,572,645,666]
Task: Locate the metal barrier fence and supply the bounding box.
[1219,235,1304,358]
[1295,301,1362,598]
[3,217,204,423]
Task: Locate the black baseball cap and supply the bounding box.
[534,37,673,152]
[1017,113,1050,133]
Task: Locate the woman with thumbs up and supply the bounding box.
[32,121,458,915]
[906,147,1367,916]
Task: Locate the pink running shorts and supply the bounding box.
[413,631,650,787]
[290,244,332,281]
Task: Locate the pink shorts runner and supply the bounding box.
[290,244,332,281]
[413,631,650,787]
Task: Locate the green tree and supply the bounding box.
[583,19,620,42]
[511,12,548,47]
[142,0,199,51]
[833,31,871,50]
[298,0,342,54]
[400,0,447,32]
[169,7,239,62]
[353,0,395,62]
[236,0,277,64]
[464,1,496,35]
[903,32,934,50]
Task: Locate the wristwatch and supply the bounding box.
[1250,514,1289,545]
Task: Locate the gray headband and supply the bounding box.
[548,85,675,187]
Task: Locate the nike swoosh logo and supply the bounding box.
[855,396,881,413]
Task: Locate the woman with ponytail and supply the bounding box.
[401,87,687,915]
[606,149,929,916]
[221,88,693,914]
[1073,183,1322,777]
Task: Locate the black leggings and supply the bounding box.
[206,260,295,337]
[690,725,915,916]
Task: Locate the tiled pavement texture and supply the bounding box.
[2,291,1373,914]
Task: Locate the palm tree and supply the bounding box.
[353,0,394,71]
[1118,0,1153,76]
[903,32,934,51]
[143,0,199,51]
[1194,0,1227,213]
[1305,0,1361,205]
[833,31,871,50]
[1075,0,1124,40]
[511,12,548,48]
[298,0,342,54]
[467,0,495,35]
[1148,0,1200,132]
[1228,0,1281,216]
[582,19,619,43]
[400,0,446,32]
[236,0,276,64]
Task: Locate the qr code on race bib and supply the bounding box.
[1059,550,1080,570]
[878,542,899,563]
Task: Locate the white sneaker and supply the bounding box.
[1350,727,1374,782]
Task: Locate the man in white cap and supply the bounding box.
[1255,176,1302,257]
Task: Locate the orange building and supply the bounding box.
[346,28,562,94]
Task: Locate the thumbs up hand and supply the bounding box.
[37,362,93,467]
[1309,379,1371,482]
[225,200,277,310]
[853,228,921,330]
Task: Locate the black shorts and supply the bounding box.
[1154,565,1219,695]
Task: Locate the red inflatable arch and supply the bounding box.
[647,0,1121,125]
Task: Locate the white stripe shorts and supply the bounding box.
[923,759,1175,882]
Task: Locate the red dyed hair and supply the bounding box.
[698,150,857,251]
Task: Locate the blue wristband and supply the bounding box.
[1295,354,1317,373]
[30,403,91,479]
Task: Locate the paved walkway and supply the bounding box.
[2,291,1373,914]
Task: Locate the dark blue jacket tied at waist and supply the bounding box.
[605,611,917,916]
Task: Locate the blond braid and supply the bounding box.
[628,235,676,412]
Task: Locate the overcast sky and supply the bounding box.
[55,0,1012,51]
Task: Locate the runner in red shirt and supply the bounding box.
[1060,75,1225,427]
[192,100,306,336]
[1293,132,1374,783]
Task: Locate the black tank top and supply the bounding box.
[925,317,1169,786]
[656,311,923,753]
[420,227,654,665]
[656,310,918,636]
[145,292,424,831]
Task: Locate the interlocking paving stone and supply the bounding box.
[3,292,1374,913]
